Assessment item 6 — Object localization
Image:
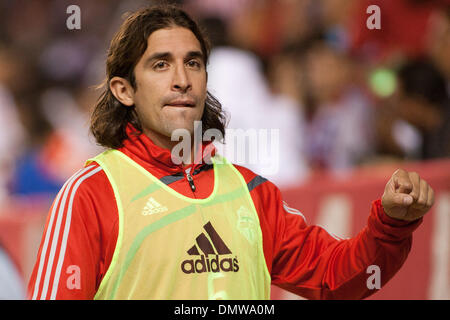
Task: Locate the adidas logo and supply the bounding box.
[142,197,168,216]
[181,221,239,274]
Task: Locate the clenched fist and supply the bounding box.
[381,169,435,221]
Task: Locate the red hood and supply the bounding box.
[117,123,216,177]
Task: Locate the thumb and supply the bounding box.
[383,190,413,209]
[382,192,413,220]
[391,193,414,207]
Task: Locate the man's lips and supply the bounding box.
[165,99,195,107]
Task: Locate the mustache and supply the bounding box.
[162,94,197,106]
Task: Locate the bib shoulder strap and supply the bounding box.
[85,149,120,167]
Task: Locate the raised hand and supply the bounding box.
[381,169,435,221]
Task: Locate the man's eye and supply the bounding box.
[153,61,168,69]
[187,60,201,68]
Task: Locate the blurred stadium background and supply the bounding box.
[0,0,448,299]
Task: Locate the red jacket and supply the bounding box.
[28,124,422,300]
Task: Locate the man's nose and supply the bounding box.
[172,64,191,92]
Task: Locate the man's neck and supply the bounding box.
[142,128,198,166]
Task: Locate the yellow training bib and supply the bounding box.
[88,150,271,300]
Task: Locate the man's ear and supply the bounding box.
[109,76,135,107]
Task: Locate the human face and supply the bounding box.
[131,27,207,145]
[306,44,349,103]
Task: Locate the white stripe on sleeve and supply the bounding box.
[283,201,307,222]
[31,167,85,300]
[50,166,103,299]
[35,166,96,300]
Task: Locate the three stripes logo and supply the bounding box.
[181,221,239,274]
[142,197,168,216]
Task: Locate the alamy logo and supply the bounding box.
[142,197,168,216]
[181,222,239,274]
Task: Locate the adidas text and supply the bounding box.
[181,255,239,274]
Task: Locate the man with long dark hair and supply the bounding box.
[28,5,434,300]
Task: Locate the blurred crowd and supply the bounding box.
[199,0,450,185]
[0,0,449,203]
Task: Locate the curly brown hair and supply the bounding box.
[90,4,227,149]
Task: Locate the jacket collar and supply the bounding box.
[119,123,216,175]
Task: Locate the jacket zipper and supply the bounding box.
[186,172,196,192]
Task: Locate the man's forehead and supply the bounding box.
[145,27,202,55]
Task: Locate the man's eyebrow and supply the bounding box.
[144,50,205,67]
[144,52,172,67]
[185,50,204,61]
